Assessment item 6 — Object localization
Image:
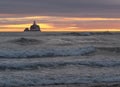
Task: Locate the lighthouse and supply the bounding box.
[30,21,41,31]
[24,21,41,32]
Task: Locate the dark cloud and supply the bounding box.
[0,0,120,18]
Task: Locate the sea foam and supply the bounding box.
[0,46,95,58]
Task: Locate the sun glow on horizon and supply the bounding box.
[0,15,120,32]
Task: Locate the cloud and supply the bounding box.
[0,0,120,18]
[0,0,120,32]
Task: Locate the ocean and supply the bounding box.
[0,32,120,87]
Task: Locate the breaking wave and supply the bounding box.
[0,60,120,70]
[0,46,95,58]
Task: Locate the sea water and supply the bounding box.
[0,32,119,86]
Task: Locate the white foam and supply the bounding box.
[0,60,120,70]
[0,46,95,58]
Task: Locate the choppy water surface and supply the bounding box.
[0,32,120,87]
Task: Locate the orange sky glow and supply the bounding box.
[0,15,120,32]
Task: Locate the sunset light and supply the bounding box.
[0,0,120,32]
[0,16,120,32]
[1,1,120,87]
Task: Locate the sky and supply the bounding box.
[0,0,120,32]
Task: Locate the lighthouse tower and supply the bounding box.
[30,21,41,31]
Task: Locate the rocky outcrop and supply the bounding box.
[24,21,41,32]
[24,28,29,32]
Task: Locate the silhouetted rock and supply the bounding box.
[24,21,41,32]
[24,28,29,32]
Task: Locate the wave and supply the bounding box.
[9,37,42,45]
[97,47,120,53]
[0,60,120,70]
[0,73,120,86]
[0,46,95,58]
